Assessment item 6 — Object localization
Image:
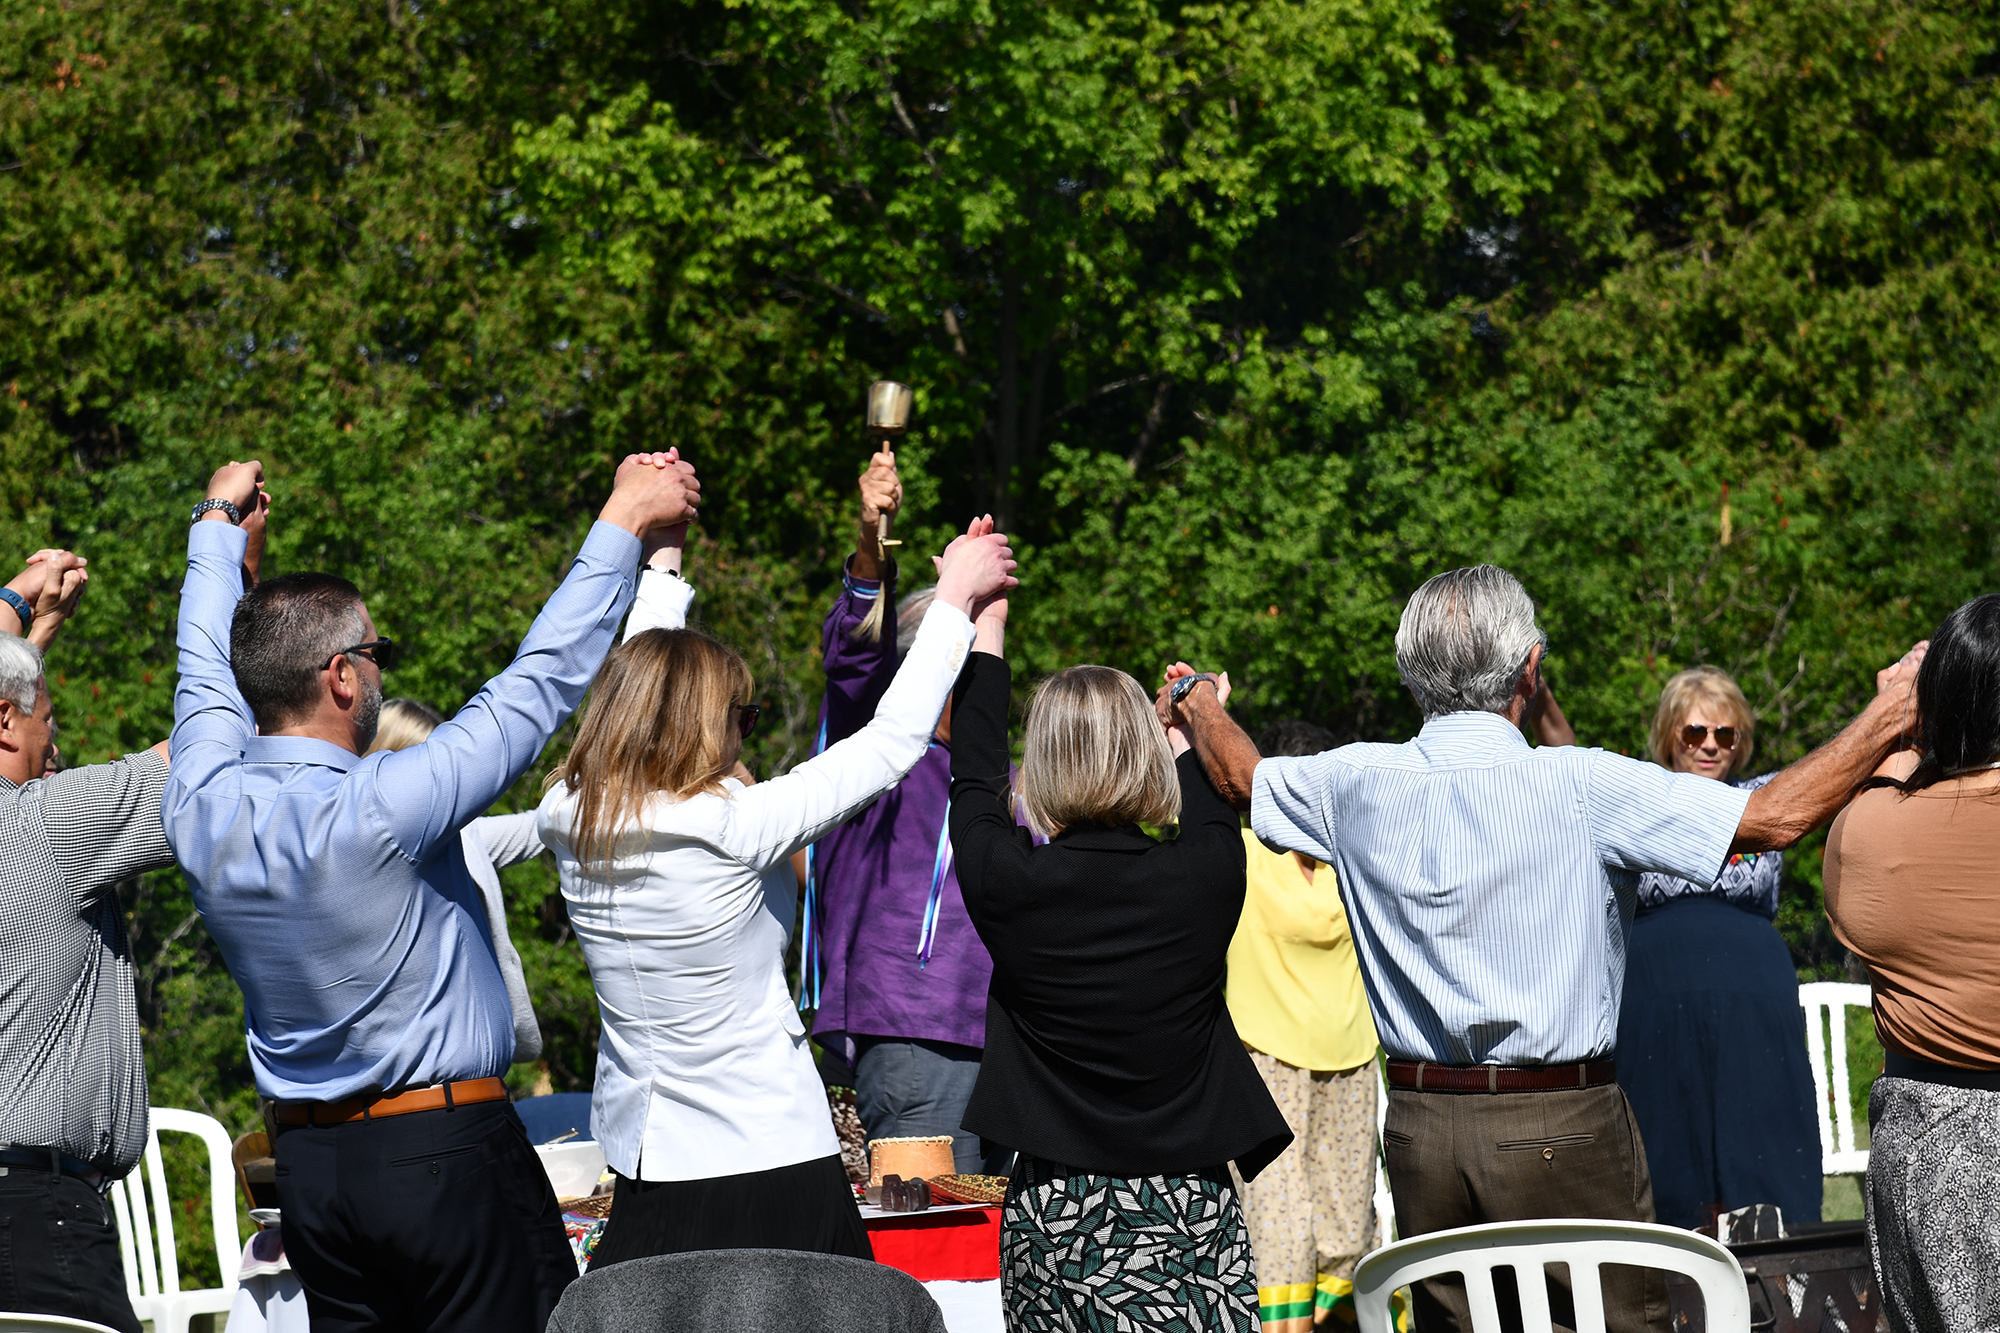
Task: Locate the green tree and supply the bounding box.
[2,0,1997,1272]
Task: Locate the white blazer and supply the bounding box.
[539,567,975,1181]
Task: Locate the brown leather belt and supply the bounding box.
[1386,1059,1617,1094]
[274,1077,510,1127]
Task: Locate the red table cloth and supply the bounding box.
[864,1206,1002,1282]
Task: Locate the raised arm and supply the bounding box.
[714,519,1016,870]
[373,452,700,857]
[818,452,906,745]
[169,462,269,783]
[2,549,88,652]
[852,449,901,583]
[1730,641,1926,853]
[1164,671,1261,812]
[1527,677,1576,747]
[624,449,696,639]
[946,637,1023,909]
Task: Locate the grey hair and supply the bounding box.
[895,588,937,662]
[1395,565,1546,717]
[0,635,42,711]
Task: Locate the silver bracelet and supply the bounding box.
[191,497,243,525]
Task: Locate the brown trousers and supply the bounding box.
[1381,1083,1670,1333]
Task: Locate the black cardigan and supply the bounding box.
[947,651,1292,1181]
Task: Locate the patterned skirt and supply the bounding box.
[1866,1076,2000,1333]
[1001,1155,1261,1332]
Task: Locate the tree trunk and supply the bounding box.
[992,267,1022,530]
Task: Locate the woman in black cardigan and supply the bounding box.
[948,589,1291,1333]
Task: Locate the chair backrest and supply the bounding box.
[1372,1061,1395,1250]
[0,1315,127,1332]
[111,1108,242,1305]
[231,1129,276,1215]
[1798,981,1873,1175]
[1352,1219,1750,1333]
[546,1249,947,1333]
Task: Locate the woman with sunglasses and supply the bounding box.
[1614,666,1823,1231]
[537,513,1016,1267]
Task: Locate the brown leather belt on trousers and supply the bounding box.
[1386,1059,1617,1094]
[274,1077,510,1126]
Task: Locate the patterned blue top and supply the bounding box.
[1635,772,1781,918]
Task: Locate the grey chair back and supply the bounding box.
[546,1249,949,1333]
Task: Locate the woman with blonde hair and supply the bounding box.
[948,593,1290,1331]
[537,514,1016,1266]
[1614,665,1822,1230]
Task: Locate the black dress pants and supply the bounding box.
[275,1098,577,1333]
[0,1167,142,1333]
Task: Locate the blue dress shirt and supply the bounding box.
[164,518,642,1101]
[1250,711,1753,1067]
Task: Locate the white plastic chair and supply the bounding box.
[1799,981,1873,1176]
[0,1316,126,1332]
[1352,1218,1750,1333]
[110,1108,241,1333]
[1372,1061,1395,1250]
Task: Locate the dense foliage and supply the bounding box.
[4,0,1993,1265]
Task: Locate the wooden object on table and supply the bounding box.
[928,1173,1009,1205]
[867,1134,953,1186]
[231,1130,278,1216]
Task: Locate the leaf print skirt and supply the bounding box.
[1000,1155,1260,1333]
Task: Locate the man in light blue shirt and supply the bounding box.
[1169,565,1922,1333]
[164,454,698,1333]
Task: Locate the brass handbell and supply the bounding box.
[867,380,913,547]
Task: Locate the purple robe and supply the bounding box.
[804,564,1033,1057]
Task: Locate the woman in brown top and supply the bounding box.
[1824,595,1996,1333]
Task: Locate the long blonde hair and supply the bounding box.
[1022,665,1181,836]
[546,628,754,869]
[1648,665,1756,776]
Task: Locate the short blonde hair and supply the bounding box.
[366,698,444,755]
[1648,666,1756,775]
[546,628,754,869]
[1022,666,1180,836]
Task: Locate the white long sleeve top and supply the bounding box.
[538,566,975,1181]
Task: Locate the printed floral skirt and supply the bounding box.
[1001,1155,1260,1332]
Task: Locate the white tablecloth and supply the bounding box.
[924,1279,1003,1333]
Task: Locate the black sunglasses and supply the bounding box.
[337,639,398,672]
[1678,723,1738,751]
[735,702,762,739]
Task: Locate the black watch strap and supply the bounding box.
[191,497,243,525]
[1170,672,1218,705]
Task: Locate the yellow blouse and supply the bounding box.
[1225,830,1379,1072]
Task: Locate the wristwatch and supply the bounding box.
[1168,672,1218,706]
[0,587,30,635]
[191,498,243,525]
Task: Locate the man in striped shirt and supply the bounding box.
[0,547,209,1333]
[1168,565,1923,1333]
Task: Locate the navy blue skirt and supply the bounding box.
[1616,896,1822,1229]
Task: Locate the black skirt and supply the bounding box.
[1616,896,1823,1229]
[587,1153,873,1270]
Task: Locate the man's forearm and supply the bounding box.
[1733,691,1912,852]
[1181,687,1261,812]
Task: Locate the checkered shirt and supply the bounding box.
[0,749,175,1176]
